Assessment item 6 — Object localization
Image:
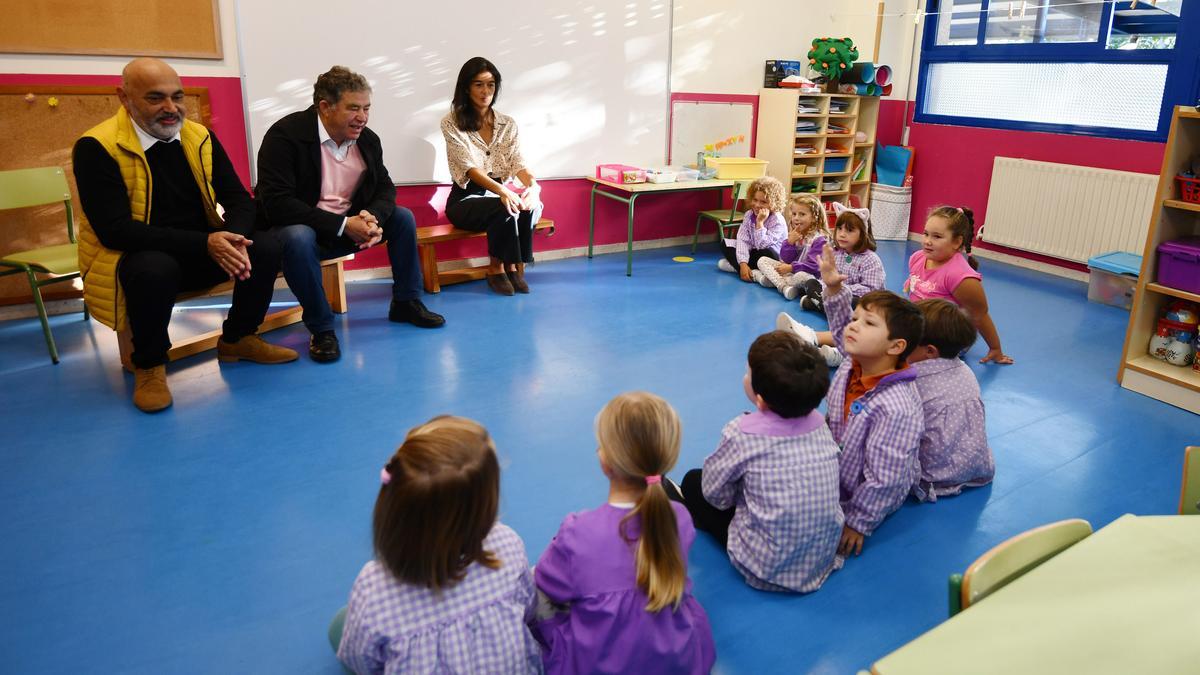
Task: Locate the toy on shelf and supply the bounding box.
[1148,300,1199,366]
[807,37,859,81]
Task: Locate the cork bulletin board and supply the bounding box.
[0,1,222,59]
[0,86,211,305]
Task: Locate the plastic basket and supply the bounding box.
[1176,175,1200,204]
[869,183,912,241]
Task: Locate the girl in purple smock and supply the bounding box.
[532,392,716,675]
[333,416,543,674]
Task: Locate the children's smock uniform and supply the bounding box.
[909,358,993,502]
[903,250,981,302]
[824,287,924,536]
[533,503,716,675]
[701,409,844,592]
[337,523,542,675]
[823,248,886,297]
[778,234,827,276]
[734,211,788,263]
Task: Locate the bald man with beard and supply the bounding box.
[73,58,297,413]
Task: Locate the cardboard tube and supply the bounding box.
[882,83,893,96]
[846,61,876,84]
[874,64,893,87]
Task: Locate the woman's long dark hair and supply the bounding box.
[451,57,502,132]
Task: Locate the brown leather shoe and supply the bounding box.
[486,272,515,296]
[133,365,172,413]
[506,267,529,294]
[217,334,299,364]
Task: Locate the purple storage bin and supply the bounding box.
[1157,237,1200,294]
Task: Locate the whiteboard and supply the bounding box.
[236,0,672,184]
[669,100,753,167]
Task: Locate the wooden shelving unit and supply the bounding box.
[1117,105,1200,414]
[756,90,880,211]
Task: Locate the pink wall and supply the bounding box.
[876,99,1166,272]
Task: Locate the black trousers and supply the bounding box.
[673,468,736,548]
[721,243,779,270]
[446,184,535,265]
[117,232,282,369]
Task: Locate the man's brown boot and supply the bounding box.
[217,335,299,364]
[133,365,172,413]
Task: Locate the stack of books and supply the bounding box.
[795,121,820,135]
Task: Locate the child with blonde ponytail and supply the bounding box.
[532,392,716,675]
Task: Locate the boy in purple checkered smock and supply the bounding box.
[907,299,994,501]
[532,393,715,675]
[333,416,543,674]
[816,247,925,557]
[666,332,844,593]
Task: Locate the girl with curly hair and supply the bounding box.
[718,176,788,283]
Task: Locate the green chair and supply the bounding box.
[1181,446,1200,515]
[0,166,86,364]
[947,518,1092,617]
[692,179,755,252]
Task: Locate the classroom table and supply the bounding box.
[871,514,1200,675]
[587,176,735,276]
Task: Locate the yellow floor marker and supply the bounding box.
[672,256,695,263]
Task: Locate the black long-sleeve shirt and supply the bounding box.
[72,131,255,256]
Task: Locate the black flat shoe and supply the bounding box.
[309,330,341,363]
[389,299,446,328]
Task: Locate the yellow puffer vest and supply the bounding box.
[77,107,221,331]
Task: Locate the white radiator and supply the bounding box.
[982,158,1158,264]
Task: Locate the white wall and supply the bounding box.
[0,0,240,76]
[877,0,924,102]
[671,0,884,94]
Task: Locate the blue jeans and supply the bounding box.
[275,207,422,334]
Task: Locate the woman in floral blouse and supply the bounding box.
[441,57,543,296]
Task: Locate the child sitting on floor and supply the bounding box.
[334,416,542,674]
[756,194,829,299]
[717,176,788,283]
[665,331,844,593]
[814,245,925,557]
[532,392,716,675]
[797,202,885,313]
[908,298,994,502]
[905,206,1012,364]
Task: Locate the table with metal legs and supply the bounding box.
[586,177,735,276]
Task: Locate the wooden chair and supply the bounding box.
[691,179,754,253]
[1181,446,1200,515]
[0,167,85,364]
[947,518,1092,616]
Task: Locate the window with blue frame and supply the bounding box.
[917,0,1199,141]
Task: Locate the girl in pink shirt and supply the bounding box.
[903,206,1012,365]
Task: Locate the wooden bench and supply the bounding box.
[415,218,554,293]
[117,255,350,372]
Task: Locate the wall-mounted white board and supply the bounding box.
[236,0,672,184]
[669,100,753,166]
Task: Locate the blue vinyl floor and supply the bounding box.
[1,240,1194,674]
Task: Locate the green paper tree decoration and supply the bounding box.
[807,37,859,79]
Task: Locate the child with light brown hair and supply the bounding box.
[333,416,542,674]
[532,392,715,675]
[756,194,830,299]
[717,176,789,282]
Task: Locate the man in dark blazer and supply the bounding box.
[256,66,444,363]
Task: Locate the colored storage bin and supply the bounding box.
[703,157,768,180]
[1156,238,1200,294]
[1087,251,1141,310]
[596,163,646,184]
